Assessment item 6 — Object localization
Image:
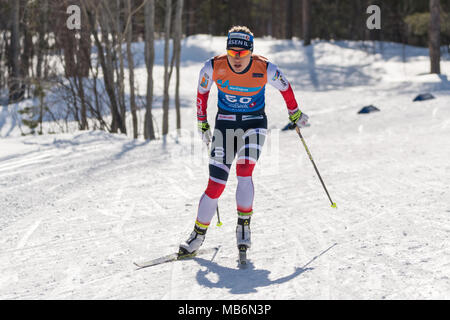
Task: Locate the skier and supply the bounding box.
[179,26,309,259]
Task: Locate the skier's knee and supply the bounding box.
[236,162,256,177]
[204,178,226,199]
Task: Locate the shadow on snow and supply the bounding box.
[194,257,313,295]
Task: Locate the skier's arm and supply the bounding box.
[196,59,213,122]
[267,62,309,127]
[267,62,299,114]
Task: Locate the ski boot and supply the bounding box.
[236,214,251,265]
[178,223,207,258]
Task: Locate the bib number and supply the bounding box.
[225,95,252,104]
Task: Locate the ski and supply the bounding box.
[238,245,248,266]
[134,246,220,269]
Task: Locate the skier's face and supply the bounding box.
[227,47,252,73]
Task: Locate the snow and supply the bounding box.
[0,36,449,299]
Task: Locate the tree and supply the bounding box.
[144,0,156,140]
[174,0,183,132]
[126,0,138,139]
[429,0,441,74]
[112,0,127,132]
[82,0,126,134]
[36,0,48,80]
[162,0,172,140]
[8,0,22,103]
[184,0,196,36]
[302,0,311,46]
[286,0,294,39]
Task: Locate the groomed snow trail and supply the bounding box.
[0,37,449,299]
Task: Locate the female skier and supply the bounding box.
[179,26,309,259]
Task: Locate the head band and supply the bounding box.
[226,32,254,51]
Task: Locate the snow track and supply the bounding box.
[0,38,449,299]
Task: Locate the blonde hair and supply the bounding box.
[228,26,254,36]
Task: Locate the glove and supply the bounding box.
[198,121,212,144]
[289,109,309,128]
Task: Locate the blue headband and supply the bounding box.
[226,32,254,51]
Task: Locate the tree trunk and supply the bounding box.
[78,5,91,130]
[286,0,294,39]
[429,0,441,74]
[9,0,22,103]
[185,0,195,36]
[162,0,172,138]
[144,0,156,140]
[36,0,48,80]
[114,0,127,128]
[174,0,183,131]
[270,0,277,37]
[302,0,311,46]
[126,0,138,139]
[77,76,89,130]
[21,5,33,99]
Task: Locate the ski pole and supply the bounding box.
[206,141,223,226]
[295,125,337,208]
[215,204,223,227]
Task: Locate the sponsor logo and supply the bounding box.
[227,39,249,47]
[217,79,261,93]
[272,70,287,87]
[200,75,209,88]
[197,97,204,115]
[229,32,251,41]
[218,114,236,121]
[242,115,264,121]
[252,73,264,78]
[272,70,281,81]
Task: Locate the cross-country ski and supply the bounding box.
[134,247,221,269]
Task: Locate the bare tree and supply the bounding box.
[112,0,127,129]
[144,0,156,140]
[82,0,126,134]
[126,0,138,139]
[21,3,33,99]
[286,0,294,39]
[57,0,92,130]
[162,0,172,139]
[174,0,183,131]
[302,0,311,46]
[8,0,22,103]
[429,0,441,74]
[36,0,48,80]
[184,0,196,36]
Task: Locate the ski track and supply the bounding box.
[1,38,450,299]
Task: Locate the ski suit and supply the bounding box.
[195,53,300,226]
